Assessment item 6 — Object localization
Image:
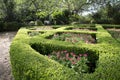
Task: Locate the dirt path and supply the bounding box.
[0,32,17,80]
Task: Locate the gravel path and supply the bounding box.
[0,32,17,80]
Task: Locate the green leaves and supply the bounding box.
[10,24,120,80]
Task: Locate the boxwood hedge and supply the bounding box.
[10,24,120,80]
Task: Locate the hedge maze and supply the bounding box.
[10,24,120,80]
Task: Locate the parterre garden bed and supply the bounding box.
[28,26,60,30]
[10,24,120,80]
[103,25,120,43]
[47,32,97,44]
[65,26,97,31]
[107,28,120,43]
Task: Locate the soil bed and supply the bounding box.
[47,32,97,44]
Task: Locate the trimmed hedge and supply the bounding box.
[101,24,120,29]
[10,28,79,80]
[10,24,120,80]
[0,21,22,31]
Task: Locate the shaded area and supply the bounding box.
[107,28,120,43]
[0,32,17,80]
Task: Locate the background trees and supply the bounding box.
[0,0,16,22]
[13,0,93,24]
[0,0,120,31]
[91,2,120,24]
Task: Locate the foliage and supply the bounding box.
[2,0,16,22]
[48,50,89,73]
[36,12,48,22]
[69,14,80,23]
[91,2,120,24]
[36,20,44,26]
[10,28,79,80]
[0,21,21,31]
[0,21,4,31]
[50,32,96,44]
[10,23,120,80]
[52,10,70,25]
[0,0,119,26]
[105,26,120,43]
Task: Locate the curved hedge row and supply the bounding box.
[10,24,120,80]
[10,28,79,80]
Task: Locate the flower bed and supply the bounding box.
[47,32,97,44]
[47,50,96,73]
[66,27,97,31]
[28,31,44,37]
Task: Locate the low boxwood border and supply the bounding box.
[10,24,120,80]
[10,28,79,80]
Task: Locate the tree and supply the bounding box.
[91,2,120,24]
[2,0,16,22]
[62,0,92,14]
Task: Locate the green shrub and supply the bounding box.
[10,43,79,80]
[36,20,44,26]
[102,24,120,29]
[69,14,80,23]
[10,28,80,80]
[36,12,48,23]
[10,24,120,80]
[3,21,21,31]
[52,10,70,25]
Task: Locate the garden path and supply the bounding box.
[0,32,17,80]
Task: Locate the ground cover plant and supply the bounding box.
[10,24,120,80]
[47,50,97,73]
[47,32,96,44]
[48,50,89,73]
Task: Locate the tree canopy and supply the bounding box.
[0,0,120,24]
